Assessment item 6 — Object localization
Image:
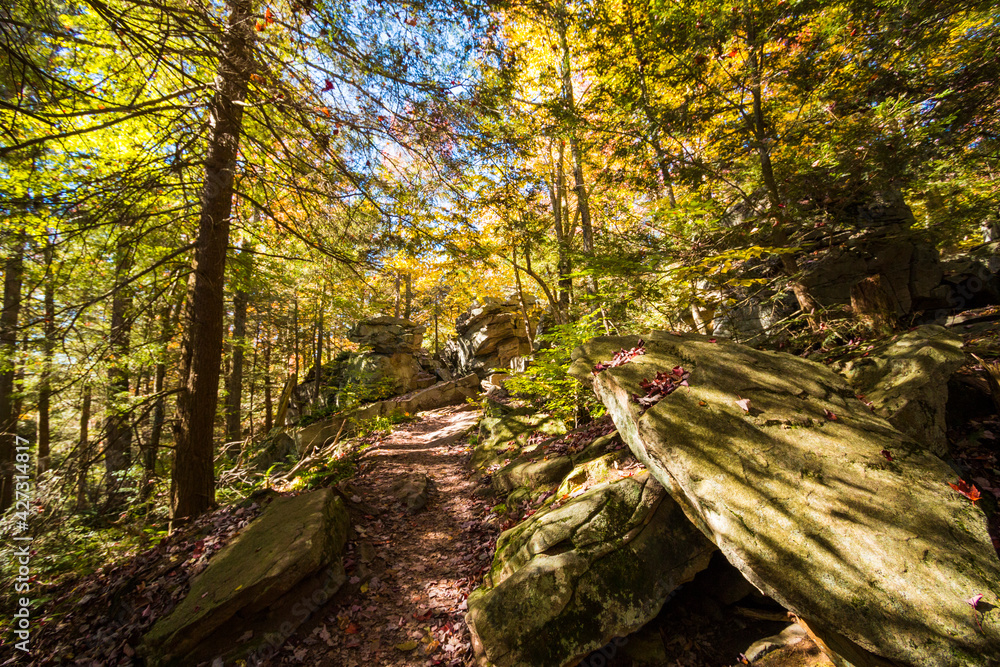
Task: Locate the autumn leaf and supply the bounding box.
[345,622,360,634]
[322,79,334,92]
[949,479,982,504]
[823,409,837,421]
[255,20,265,32]
[881,449,893,462]
[265,7,275,24]
[966,593,984,609]
[736,396,751,413]
[594,340,646,373]
[395,640,419,651]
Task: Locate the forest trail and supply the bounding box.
[263,403,492,667]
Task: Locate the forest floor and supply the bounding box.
[260,403,498,667]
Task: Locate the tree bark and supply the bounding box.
[512,245,535,350]
[393,272,401,318]
[263,305,273,434]
[404,272,412,320]
[556,3,595,296]
[746,16,819,319]
[225,245,249,443]
[172,0,254,527]
[76,384,92,510]
[0,229,25,511]
[37,238,55,474]
[105,230,134,496]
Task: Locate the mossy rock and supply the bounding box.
[467,472,715,667]
[571,331,1000,667]
[141,488,349,666]
[472,411,567,471]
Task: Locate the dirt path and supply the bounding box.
[262,404,495,667]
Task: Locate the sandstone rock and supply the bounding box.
[141,489,349,666]
[835,325,965,455]
[348,316,426,354]
[569,332,1000,666]
[466,472,715,667]
[443,298,538,378]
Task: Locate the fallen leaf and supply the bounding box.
[345,622,360,634]
[881,449,893,462]
[967,593,984,609]
[824,409,837,421]
[395,640,419,651]
[949,479,982,504]
[736,396,751,413]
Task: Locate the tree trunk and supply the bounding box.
[404,273,412,320]
[393,272,401,318]
[746,17,818,318]
[142,298,175,500]
[264,308,273,434]
[225,246,249,444]
[624,0,677,205]
[512,244,535,350]
[37,239,55,474]
[0,229,25,511]
[556,4,595,296]
[76,384,92,510]
[549,139,573,317]
[105,231,134,496]
[172,0,254,528]
[314,295,324,410]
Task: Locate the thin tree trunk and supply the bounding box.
[550,139,573,316]
[624,0,677,205]
[172,0,254,527]
[0,229,25,511]
[248,315,260,440]
[225,245,249,443]
[555,3,595,296]
[404,273,412,320]
[293,295,300,379]
[393,272,401,318]
[105,230,134,496]
[747,17,818,318]
[76,385,92,510]
[512,244,535,349]
[264,306,273,433]
[314,294,324,410]
[37,238,55,474]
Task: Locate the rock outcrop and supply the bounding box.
[141,488,349,666]
[287,317,437,423]
[569,332,1000,667]
[835,325,965,455]
[348,316,426,354]
[443,296,539,379]
[466,471,715,667]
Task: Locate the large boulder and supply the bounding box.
[569,332,1000,667]
[443,296,539,379]
[348,316,426,354]
[466,471,715,667]
[141,489,350,665]
[835,325,965,456]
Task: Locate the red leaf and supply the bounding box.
[881,449,893,462]
[824,409,837,421]
[966,593,984,609]
[345,622,360,634]
[736,396,751,413]
[949,479,982,504]
[265,7,275,23]
[322,79,334,92]
[255,20,265,31]
[593,339,646,373]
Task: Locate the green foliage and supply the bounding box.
[505,311,606,425]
